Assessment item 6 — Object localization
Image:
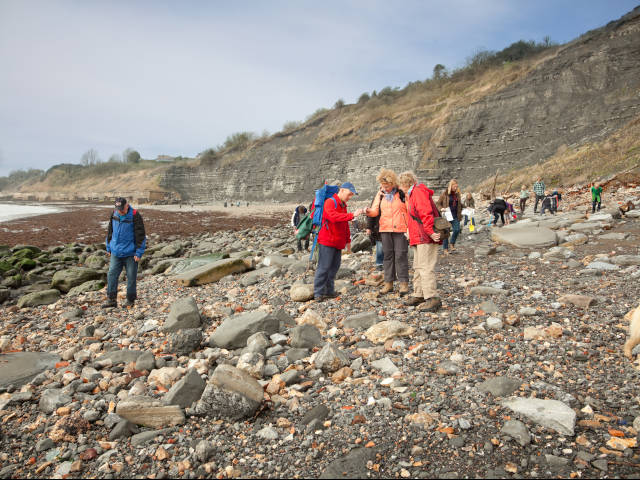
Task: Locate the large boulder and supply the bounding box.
[193,364,263,420]
[51,267,103,293]
[173,258,249,286]
[491,226,558,248]
[163,297,201,333]
[209,311,279,349]
[67,280,105,296]
[84,255,107,269]
[350,233,371,253]
[17,289,60,308]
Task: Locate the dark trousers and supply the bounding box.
[534,194,544,213]
[313,244,341,298]
[540,198,556,215]
[107,255,138,301]
[297,235,310,251]
[493,209,505,225]
[380,232,409,283]
[519,198,527,212]
[592,200,601,213]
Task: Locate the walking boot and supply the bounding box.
[404,296,424,306]
[398,282,409,296]
[123,298,135,308]
[101,298,117,308]
[422,297,442,312]
[380,282,394,294]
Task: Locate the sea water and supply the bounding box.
[0,203,63,223]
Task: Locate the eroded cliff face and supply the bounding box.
[161,7,640,202]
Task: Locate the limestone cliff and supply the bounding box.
[160,7,640,202]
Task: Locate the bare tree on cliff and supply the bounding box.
[80,148,99,166]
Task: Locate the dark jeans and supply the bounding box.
[442,219,461,250]
[592,200,601,213]
[519,198,527,212]
[107,255,138,301]
[297,235,310,251]
[534,194,544,213]
[380,232,409,282]
[313,244,342,298]
[493,209,505,225]
[375,240,384,267]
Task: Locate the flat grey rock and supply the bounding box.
[478,376,521,397]
[500,420,531,447]
[491,226,557,248]
[343,312,379,330]
[0,352,60,388]
[210,310,279,349]
[100,349,144,365]
[163,368,206,408]
[502,397,576,436]
[319,448,377,479]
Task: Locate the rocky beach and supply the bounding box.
[1,186,640,479]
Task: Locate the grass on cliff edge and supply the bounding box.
[475,115,640,195]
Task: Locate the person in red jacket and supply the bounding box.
[398,171,442,311]
[314,182,364,301]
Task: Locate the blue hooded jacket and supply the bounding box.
[106,206,146,258]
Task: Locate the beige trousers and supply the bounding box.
[412,243,439,299]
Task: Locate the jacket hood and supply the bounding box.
[414,183,434,196]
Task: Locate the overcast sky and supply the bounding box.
[0,0,637,176]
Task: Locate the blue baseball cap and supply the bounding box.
[340,182,358,195]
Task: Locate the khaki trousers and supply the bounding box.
[412,243,439,299]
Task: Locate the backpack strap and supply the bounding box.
[323,197,339,230]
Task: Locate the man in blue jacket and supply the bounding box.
[102,197,146,308]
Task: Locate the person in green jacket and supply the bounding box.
[591,183,603,213]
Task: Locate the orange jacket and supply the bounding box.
[367,190,408,233]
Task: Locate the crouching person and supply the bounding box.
[398,171,442,312]
[102,197,146,308]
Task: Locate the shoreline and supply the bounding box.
[0,204,290,248]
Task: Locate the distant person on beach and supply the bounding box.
[313,182,364,301]
[519,185,529,213]
[436,179,462,254]
[291,205,310,251]
[102,197,146,308]
[489,196,507,226]
[462,191,475,226]
[533,177,545,213]
[591,183,603,213]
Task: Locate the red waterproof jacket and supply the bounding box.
[317,194,354,250]
[406,183,439,246]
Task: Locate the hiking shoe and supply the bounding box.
[404,296,424,307]
[380,282,394,294]
[422,297,442,312]
[123,298,135,308]
[398,282,409,296]
[101,298,117,308]
[325,292,339,299]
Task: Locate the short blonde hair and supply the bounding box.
[398,171,418,188]
[376,168,398,187]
